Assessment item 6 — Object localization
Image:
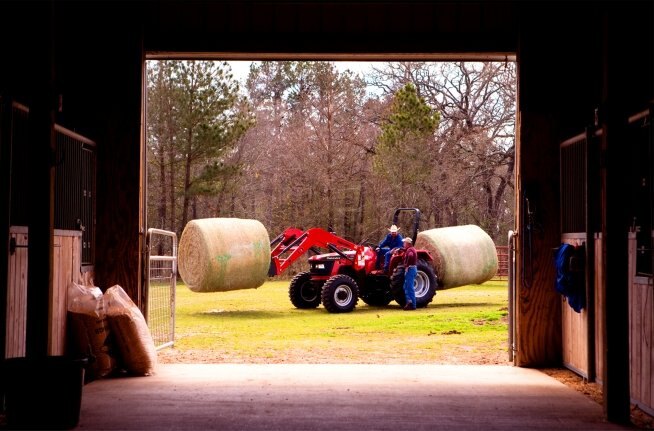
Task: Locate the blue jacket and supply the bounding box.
[554,243,586,313]
[379,233,403,250]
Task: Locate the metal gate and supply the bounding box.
[145,228,177,350]
[493,246,509,279]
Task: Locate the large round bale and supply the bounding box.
[178,218,271,292]
[415,225,498,288]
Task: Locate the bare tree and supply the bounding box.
[369,61,516,241]
[242,61,370,239]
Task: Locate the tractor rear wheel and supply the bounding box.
[391,259,437,308]
[321,274,359,313]
[289,271,321,309]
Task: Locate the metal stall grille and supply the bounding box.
[628,107,653,276]
[145,228,177,350]
[560,134,587,235]
[8,103,30,227]
[54,124,96,266]
[9,102,96,267]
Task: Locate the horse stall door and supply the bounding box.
[627,107,654,416]
[559,128,601,380]
[50,230,82,355]
[6,227,29,358]
[5,227,81,358]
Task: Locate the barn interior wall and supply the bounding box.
[0,1,146,346]
[516,2,653,421]
[514,4,605,367]
[1,2,652,422]
[53,3,145,301]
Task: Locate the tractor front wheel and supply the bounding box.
[289,271,321,309]
[321,274,359,313]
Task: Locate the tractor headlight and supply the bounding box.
[314,263,325,269]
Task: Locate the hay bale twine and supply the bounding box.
[178,218,271,292]
[415,225,498,288]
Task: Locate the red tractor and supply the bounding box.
[268,208,438,313]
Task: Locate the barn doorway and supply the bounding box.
[142,57,517,365]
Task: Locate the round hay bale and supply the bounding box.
[178,218,271,292]
[415,225,498,288]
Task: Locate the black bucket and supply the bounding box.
[2,356,87,430]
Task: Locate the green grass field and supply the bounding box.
[157,279,510,364]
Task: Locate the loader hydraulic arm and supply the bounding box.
[268,227,365,276]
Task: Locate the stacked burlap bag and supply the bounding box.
[105,285,157,376]
[66,282,117,381]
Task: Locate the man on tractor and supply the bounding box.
[376,224,404,272]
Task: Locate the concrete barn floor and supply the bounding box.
[74,364,635,431]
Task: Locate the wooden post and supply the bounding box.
[26,1,56,358]
[0,99,11,360]
[601,7,631,423]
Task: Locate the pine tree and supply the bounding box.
[375,83,440,207]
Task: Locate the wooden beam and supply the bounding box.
[600,7,631,424]
[26,1,56,358]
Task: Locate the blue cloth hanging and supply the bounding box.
[554,243,586,313]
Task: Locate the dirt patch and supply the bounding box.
[540,368,654,430]
[156,346,512,365]
[540,368,604,405]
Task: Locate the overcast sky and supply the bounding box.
[227,61,386,97]
[227,61,384,84]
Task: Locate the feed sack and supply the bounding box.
[178,218,271,292]
[415,225,498,288]
[105,285,157,376]
[66,282,116,381]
